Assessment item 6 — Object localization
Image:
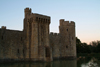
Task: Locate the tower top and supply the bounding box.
[1,26,6,29]
[24,8,31,12]
[59,19,75,26]
[24,7,31,18]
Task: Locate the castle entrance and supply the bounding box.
[45,47,50,61]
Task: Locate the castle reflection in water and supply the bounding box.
[0,60,77,67]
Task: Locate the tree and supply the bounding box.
[76,37,91,53]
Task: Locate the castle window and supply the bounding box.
[41,38,43,42]
[36,17,38,21]
[17,49,19,53]
[41,18,42,22]
[2,36,3,40]
[67,29,68,31]
[21,37,22,41]
[46,19,47,22]
[41,26,43,29]
[72,37,73,40]
[66,45,68,48]
[23,49,24,54]
[28,19,30,22]
[45,47,50,57]
[39,18,40,21]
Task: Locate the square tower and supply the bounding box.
[59,19,76,59]
[23,8,52,61]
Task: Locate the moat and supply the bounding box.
[0,56,100,67]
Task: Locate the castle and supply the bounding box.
[0,8,76,62]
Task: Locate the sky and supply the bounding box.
[0,0,100,44]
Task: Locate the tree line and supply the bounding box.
[76,37,100,53]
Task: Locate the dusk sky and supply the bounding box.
[0,0,100,44]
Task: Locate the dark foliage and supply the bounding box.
[76,37,100,53]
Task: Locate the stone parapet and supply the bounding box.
[50,32,60,36]
[1,26,6,29]
[60,19,75,26]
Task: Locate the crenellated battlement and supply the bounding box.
[50,32,60,36]
[24,7,50,23]
[25,8,31,13]
[34,14,50,23]
[24,8,31,18]
[1,26,6,29]
[59,19,75,26]
[70,21,75,25]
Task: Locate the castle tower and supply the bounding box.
[23,8,52,61]
[24,8,31,18]
[59,19,76,59]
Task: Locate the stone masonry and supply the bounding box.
[0,8,76,62]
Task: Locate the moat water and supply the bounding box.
[0,57,100,67]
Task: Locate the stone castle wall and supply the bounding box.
[49,32,60,59]
[49,19,76,59]
[0,27,24,61]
